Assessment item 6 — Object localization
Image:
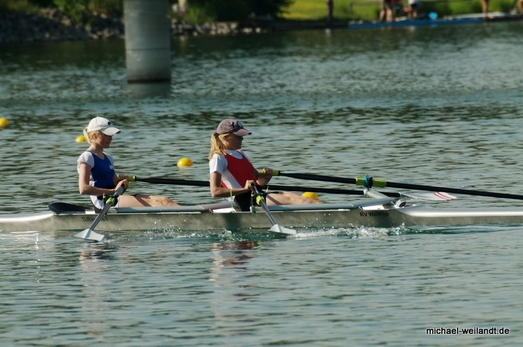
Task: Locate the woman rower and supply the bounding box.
[208,119,319,211]
[77,116,180,211]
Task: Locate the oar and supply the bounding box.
[263,184,454,200]
[251,184,296,235]
[74,186,125,242]
[129,176,209,187]
[272,170,523,201]
[131,175,367,195]
[129,175,455,200]
[130,175,455,201]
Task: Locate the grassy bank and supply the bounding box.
[282,0,519,22]
[0,0,519,26]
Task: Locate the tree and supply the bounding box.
[53,0,91,24]
[187,0,293,22]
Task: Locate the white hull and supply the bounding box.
[3,198,523,236]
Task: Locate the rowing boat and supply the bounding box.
[347,12,523,30]
[3,194,523,237]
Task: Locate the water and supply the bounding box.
[1,21,523,345]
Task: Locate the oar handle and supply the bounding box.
[251,187,266,207]
[270,170,360,185]
[272,170,389,188]
[251,184,278,225]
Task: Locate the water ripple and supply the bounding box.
[2,22,523,346]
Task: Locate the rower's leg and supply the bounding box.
[265,192,320,206]
[118,194,180,207]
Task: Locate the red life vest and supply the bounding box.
[221,152,255,188]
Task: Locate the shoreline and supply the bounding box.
[0,9,300,45]
[2,8,520,45]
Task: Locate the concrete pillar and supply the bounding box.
[124,0,171,83]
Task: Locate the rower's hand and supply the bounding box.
[244,180,255,192]
[116,179,128,192]
[259,168,273,177]
[248,182,265,206]
[117,174,129,181]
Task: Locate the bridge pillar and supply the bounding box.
[124,0,171,83]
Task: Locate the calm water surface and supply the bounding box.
[1,21,523,345]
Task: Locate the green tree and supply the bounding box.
[51,0,122,24]
[30,0,54,6]
[53,0,90,24]
[90,0,122,15]
[187,0,293,22]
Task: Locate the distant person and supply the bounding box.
[326,0,333,28]
[481,0,490,19]
[208,119,319,211]
[380,0,395,22]
[78,116,180,211]
[172,0,188,15]
[407,0,418,18]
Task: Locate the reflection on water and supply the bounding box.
[78,243,118,337]
[127,82,171,98]
[209,241,258,282]
[209,240,261,334]
[1,22,523,104]
[79,243,117,262]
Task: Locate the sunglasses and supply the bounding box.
[231,121,245,132]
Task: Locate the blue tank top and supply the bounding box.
[87,150,116,189]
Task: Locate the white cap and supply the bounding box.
[87,117,120,136]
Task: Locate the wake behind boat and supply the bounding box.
[4,192,523,238]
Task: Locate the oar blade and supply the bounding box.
[74,228,105,242]
[401,191,457,201]
[73,185,124,242]
[269,224,296,235]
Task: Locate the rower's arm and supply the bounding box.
[254,167,272,186]
[210,171,250,198]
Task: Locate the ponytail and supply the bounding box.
[208,132,229,159]
[83,128,101,145]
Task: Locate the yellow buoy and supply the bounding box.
[302,192,319,201]
[177,157,193,167]
[0,117,9,129]
[75,135,86,143]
